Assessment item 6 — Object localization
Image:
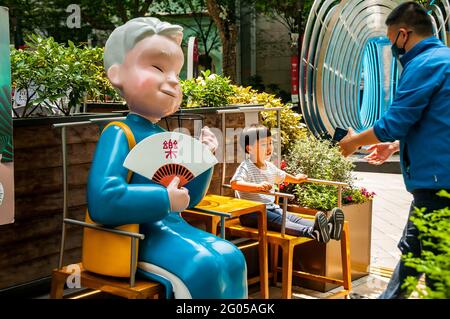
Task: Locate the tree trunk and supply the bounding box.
[206,0,237,82]
[221,26,237,82]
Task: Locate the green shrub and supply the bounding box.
[180,72,307,155]
[283,135,373,211]
[402,190,450,299]
[82,47,121,103]
[229,85,307,155]
[10,34,120,117]
[180,70,234,108]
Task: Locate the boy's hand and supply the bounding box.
[295,174,308,183]
[257,182,273,192]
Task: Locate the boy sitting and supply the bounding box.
[231,124,345,243]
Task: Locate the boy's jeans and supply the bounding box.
[378,189,450,299]
[239,206,314,238]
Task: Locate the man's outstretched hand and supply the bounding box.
[363,141,399,165]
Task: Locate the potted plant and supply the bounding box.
[282,135,374,292]
[181,70,235,109]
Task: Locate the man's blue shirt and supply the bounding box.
[373,36,450,192]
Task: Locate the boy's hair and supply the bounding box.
[385,2,433,36]
[104,17,183,72]
[240,124,272,154]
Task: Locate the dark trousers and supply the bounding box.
[239,206,314,238]
[379,189,450,299]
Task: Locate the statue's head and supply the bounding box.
[104,17,184,123]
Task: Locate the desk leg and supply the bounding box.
[220,217,225,239]
[257,207,269,299]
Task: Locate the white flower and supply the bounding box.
[208,74,217,80]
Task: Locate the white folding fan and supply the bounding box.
[123,132,218,187]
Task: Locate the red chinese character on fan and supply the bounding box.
[163,139,178,159]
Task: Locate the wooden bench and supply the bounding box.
[51,263,164,299]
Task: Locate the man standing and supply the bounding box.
[340,2,450,298]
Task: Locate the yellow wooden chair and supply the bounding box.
[183,178,352,299]
[221,178,352,299]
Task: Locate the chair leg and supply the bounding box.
[50,271,66,299]
[271,244,279,286]
[281,243,293,299]
[340,222,352,292]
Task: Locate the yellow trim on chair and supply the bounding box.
[103,121,136,183]
[82,121,139,278]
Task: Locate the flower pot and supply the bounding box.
[287,200,373,292]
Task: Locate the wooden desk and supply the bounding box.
[183,194,269,299]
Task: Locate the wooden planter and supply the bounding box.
[287,200,373,292]
[85,102,128,113]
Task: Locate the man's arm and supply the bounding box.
[372,58,444,143]
[340,59,443,157]
[339,128,381,157]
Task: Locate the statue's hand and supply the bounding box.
[199,126,218,153]
[166,176,190,212]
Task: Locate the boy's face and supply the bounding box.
[248,136,273,163]
[107,34,184,122]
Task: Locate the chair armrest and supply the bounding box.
[63,218,145,240]
[306,178,348,187]
[304,178,348,208]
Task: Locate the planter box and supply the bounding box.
[85,102,128,113]
[287,200,373,292]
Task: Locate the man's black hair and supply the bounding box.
[240,124,271,154]
[385,1,434,36]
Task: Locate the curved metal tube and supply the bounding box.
[300,0,450,137]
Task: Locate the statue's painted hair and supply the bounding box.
[104,17,183,71]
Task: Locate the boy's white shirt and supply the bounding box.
[231,159,286,208]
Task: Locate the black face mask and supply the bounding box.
[391,31,411,61]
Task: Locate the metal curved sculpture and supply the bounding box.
[300,0,450,137]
